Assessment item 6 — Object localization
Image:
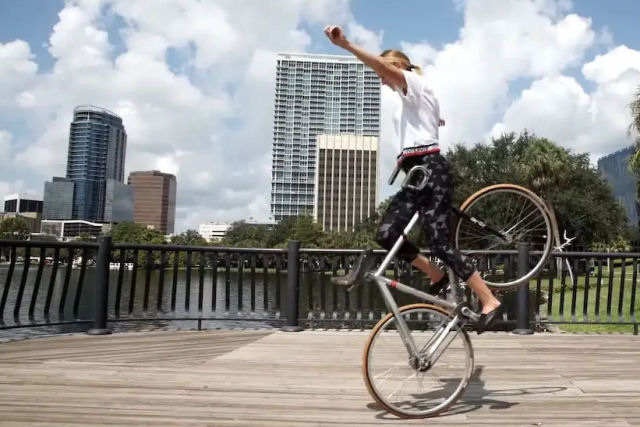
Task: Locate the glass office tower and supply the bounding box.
[598,146,638,226]
[66,105,127,221]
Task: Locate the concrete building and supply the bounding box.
[270,53,380,221]
[198,223,232,242]
[128,171,177,234]
[198,220,276,243]
[598,146,638,226]
[2,193,43,233]
[314,134,379,231]
[3,193,43,214]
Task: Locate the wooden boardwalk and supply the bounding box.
[1,330,639,426]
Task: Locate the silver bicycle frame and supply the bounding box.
[370,164,481,362]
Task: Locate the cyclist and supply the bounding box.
[325,25,501,332]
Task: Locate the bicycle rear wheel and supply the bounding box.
[363,304,473,418]
[454,184,553,289]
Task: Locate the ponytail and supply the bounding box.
[408,64,422,75]
[381,49,422,75]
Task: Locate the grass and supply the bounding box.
[533,265,639,333]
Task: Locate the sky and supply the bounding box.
[1,0,639,233]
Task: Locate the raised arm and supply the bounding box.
[324,25,406,91]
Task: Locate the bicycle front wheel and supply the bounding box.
[363,304,474,418]
[455,184,553,289]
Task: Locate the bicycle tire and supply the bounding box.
[454,184,553,290]
[362,303,474,418]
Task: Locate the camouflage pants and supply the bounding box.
[375,153,476,281]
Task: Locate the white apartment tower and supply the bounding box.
[270,53,380,221]
[314,134,379,232]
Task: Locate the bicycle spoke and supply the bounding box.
[366,306,473,418]
[505,205,539,235]
[455,187,552,289]
[386,372,417,400]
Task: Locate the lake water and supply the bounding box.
[1,263,422,340]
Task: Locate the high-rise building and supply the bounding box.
[314,134,379,231]
[104,179,134,223]
[270,53,380,221]
[128,171,177,234]
[43,178,75,220]
[66,105,127,221]
[598,146,638,225]
[42,105,131,223]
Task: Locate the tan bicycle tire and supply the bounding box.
[362,303,474,419]
[455,183,553,290]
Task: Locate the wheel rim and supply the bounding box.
[455,188,552,288]
[366,307,473,418]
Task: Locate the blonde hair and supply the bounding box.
[380,49,422,75]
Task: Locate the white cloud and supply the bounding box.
[490,75,591,143]
[402,0,595,148]
[492,45,640,159]
[2,0,364,231]
[399,41,438,69]
[0,130,12,161]
[0,40,38,108]
[2,0,639,232]
[346,22,383,54]
[582,45,640,84]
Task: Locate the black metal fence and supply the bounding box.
[1,238,638,335]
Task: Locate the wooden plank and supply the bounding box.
[0,331,639,425]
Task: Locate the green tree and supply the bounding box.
[0,217,30,240]
[75,232,96,242]
[108,222,166,266]
[171,230,207,246]
[223,221,271,248]
[630,86,640,142]
[627,87,640,232]
[109,222,165,245]
[265,217,297,247]
[447,132,629,249]
[289,215,324,248]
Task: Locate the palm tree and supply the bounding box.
[631,86,640,136]
[628,87,640,234]
[628,87,640,173]
[518,138,571,273]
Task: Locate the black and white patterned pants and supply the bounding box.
[375,153,476,281]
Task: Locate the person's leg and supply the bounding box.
[411,255,445,283]
[465,271,500,314]
[375,189,421,261]
[419,155,500,315]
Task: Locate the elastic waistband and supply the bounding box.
[397,145,440,165]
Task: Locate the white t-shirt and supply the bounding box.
[392,70,440,152]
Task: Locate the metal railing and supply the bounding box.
[1,238,639,335]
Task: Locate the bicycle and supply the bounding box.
[335,152,554,418]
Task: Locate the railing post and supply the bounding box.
[88,236,112,335]
[513,242,533,335]
[281,240,302,332]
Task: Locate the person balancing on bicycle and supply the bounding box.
[325,25,501,332]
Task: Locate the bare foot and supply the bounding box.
[481,299,501,315]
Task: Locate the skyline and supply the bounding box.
[1,0,640,233]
